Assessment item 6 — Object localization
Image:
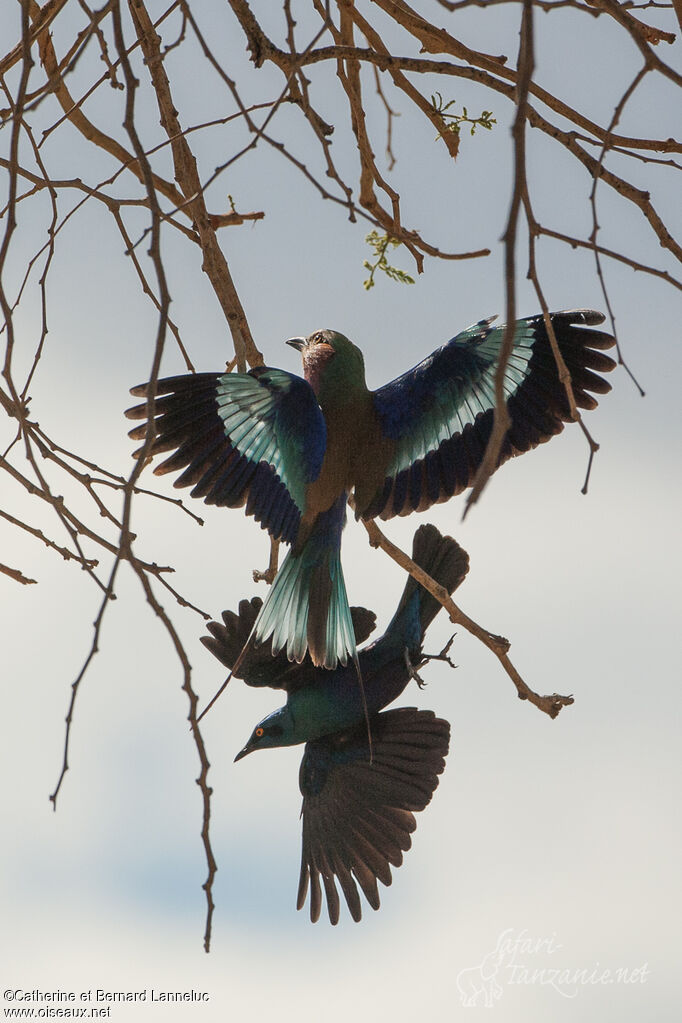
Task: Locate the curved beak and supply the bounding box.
[286,336,306,351]
[234,744,251,763]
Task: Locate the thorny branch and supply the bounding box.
[1,0,678,944]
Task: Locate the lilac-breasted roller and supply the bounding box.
[126,309,616,670]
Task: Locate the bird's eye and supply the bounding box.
[312,332,324,344]
[255,727,264,738]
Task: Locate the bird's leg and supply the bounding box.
[253,537,280,585]
[405,636,459,689]
[404,648,428,689]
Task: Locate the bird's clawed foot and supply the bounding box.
[404,636,457,689]
[419,634,458,674]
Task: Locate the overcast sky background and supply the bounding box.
[1,2,680,1021]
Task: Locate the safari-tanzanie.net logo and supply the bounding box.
[455,928,650,1008]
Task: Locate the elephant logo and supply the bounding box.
[455,947,506,1008]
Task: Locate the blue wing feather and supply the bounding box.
[127,368,326,545]
[360,310,616,520]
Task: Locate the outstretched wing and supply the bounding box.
[201,596,377,690]
[126,368,326,545]
[357,309,616,520]
[297,708,449,924]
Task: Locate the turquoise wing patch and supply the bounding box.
[126,367,326,545]
[359,310,615,519]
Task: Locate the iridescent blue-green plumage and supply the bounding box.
[128,367,325,545]
[127,309,616,670]
[206,524,468,744]
[201,524,468,922]
[253,494,354,667]
[359,310,616,517]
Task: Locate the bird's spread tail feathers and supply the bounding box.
[384,523,469,648]
[253,495,355,669]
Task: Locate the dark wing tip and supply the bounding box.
[124,400,147,419]
[551,308,606,328]
[350,606,377,645]
[200,596,263,673]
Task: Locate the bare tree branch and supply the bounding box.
[362,519,574,719]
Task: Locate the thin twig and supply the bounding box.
[0,562,37,585]
[465,0,534,516]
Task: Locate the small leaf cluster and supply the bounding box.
[431,91,496,138]
[363,231,416,291]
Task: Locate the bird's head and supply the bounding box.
[234,706,295,761]
[286,329,366,399]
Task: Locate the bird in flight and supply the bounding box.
[127,309,615,670]
[202,524,468,923]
